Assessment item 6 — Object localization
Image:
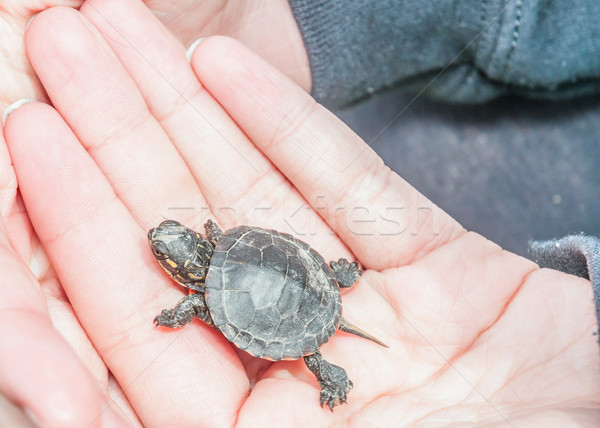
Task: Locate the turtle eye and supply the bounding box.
[152,244,168,259]
[151,241,169,258]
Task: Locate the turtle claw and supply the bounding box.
[319,379,353,411]
[154,309,175,327]
[154,308,188,329]
[331,258,362,288]
[319,393,335,411]
[154,294,210,329]
[304,351,354,410]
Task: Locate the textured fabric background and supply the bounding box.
[334,93,600,257]
[290,0,600,108]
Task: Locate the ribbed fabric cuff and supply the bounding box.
[530,235,600,342]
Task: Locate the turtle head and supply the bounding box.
[148,220,213,289]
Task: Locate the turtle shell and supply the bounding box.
[204,226,342,360]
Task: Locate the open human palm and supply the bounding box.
[2,2,599,427]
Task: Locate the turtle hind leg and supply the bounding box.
[330,258,362,288]
[154,293,214,328]
[204,219,223,248]
[303,350,353,411]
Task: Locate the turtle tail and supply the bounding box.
[338,317,389,348]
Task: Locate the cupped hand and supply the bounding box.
[0,0,307,111]
[0,1,138,427]
[0,1,84,109]
[140,0,310,89]
[4,2,599,427]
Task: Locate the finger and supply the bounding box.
[191,37,465,270]
[25,7,207,229]
[5,102,248,426]
[0,392,35,428]
[79,0,349,259]
[0,220,127,427]
[0,131,36,264]
[2,116,116,398]
[239,377,336,426]
[0,133,17,218]
[1,116,125,427]
[79,0,271,206]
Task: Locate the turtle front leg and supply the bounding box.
[303,350,353,410]
[154,293,214,328]
[330,258,362,288]
[204,219,223,248]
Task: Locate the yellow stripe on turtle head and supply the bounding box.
[186,272,206,281]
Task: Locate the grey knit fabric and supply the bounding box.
[289,0,600,108]
[530,235,600,340]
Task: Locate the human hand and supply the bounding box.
[0,1,85,110]
[1,0,305,424]
[0,2,140,427]
[4,2,599,427]
[139,0,310,90]
[0,0,307,112]
[0,111,131,426]
[0,197,132,428]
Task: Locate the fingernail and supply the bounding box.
[185,38,205,63]
[25,13,38,32]
[100,406,129,428]
[3,99,36,126]
[29,243,51,280]
[23,407,41,428]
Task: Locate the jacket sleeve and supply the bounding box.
[288,0,600,108]
[529,235,600,342]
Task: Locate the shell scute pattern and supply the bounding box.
[243,230,274,249]
[234,331,253,349]
[250,269,284,308]
[261,244,288,275]
[222,290,254,330]
[219,323,236,339]
[276,277,304,317]
[209,250,227,268]
[246,339,267,357]
[205,226,342,360]
[263,341,284,360]
[251,306,281,338]
[207,301,226,325]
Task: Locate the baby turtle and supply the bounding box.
[148,219,387,409]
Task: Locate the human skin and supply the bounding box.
[0,1,306,425]
[0,0,308,111]
[2,1,600,427]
